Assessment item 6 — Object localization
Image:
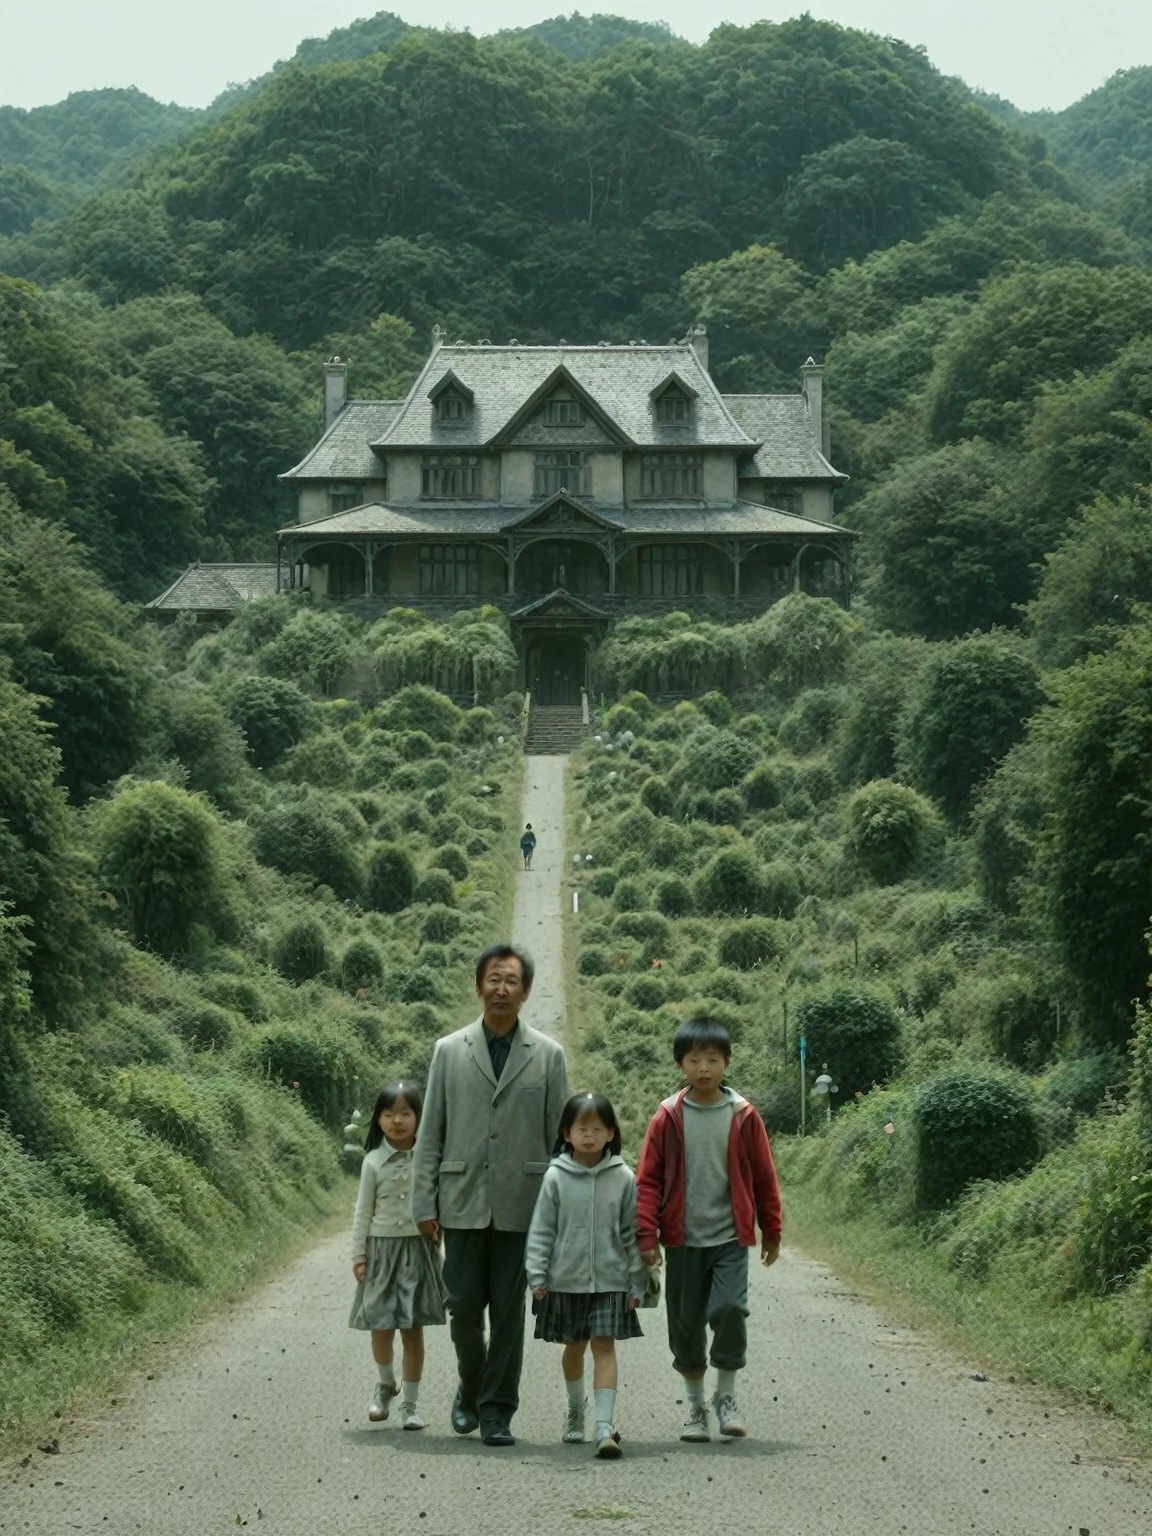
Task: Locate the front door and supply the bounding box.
[527,634,586,706]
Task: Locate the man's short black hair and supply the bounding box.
[673,1014,732,1063]
[475,944,534,995]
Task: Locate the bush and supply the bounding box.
[420,904,463,944]
[798,762,837,804]
[794,988,904,1100]
[1042,1048,1128,1118]
[415,868,457,907]
[579,946,610,976]
[458,706,496,744]
[199,974,270,1023]
[778,689,846,754]
[261,610,355,694]
[377,685,461,741]
[640,776,675,818]
[590,868,618,897]
[697,691,733,725]
[624,974,666,1011]
[614,805,657,851]
[272,916,333,984]
[713,788,744,825]
[93,780,236,953]
[432,844,469,881]
[364,843,417,913]
[695,850,763,915]
[718,920,782,970]
[341,937,385,993]
[251,795,363,901]
[612,877,648,912]
[655,876,694,917]
[761,861,800,918]
[613,911,672,950]
[606,704,643,735]
[166,999,240,1051]
[981,973,1057,1067]
[742,764,780,810]
[396,965,446,1003]
[281,732,354,788]
[225,676,314,770]
[650,824,690,868]
[846,779,938,884]
[675,728,759,792]
[914,1066,1041,1209]
[239,1022,366,1126]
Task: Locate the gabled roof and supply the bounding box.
[650,370,698,401]
[723,395,847,482]
[146,563,279,611]
[487,363,633,446]
[501,489,625,532]
[427,368,474,404]
[511,589,609,621]
[279,503,510,538]
[280,401,402,481]
[375,344,758,450]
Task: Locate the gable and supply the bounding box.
[501,490,624,533]
[488,364,632,448]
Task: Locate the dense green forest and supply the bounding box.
[3,10,1152,1439]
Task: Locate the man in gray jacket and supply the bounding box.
[413,944,569,1446]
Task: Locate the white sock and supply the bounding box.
[683,1375,705,1404]
[594,1387,617,1432]
[565,1376,584,1410]
[715,1368,738,1400]
[376,1362,395,1386]
[402,1380,419,1407]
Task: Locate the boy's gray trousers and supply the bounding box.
[664,1241,750,1373]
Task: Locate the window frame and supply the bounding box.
[418,543,481,596]
[655,392,691,422]
[421,454,483,499]
[636,544,705,597]
[639,453,704,499]
[436,390,469,423]
[544,396,583,426]
[533,451,589,498]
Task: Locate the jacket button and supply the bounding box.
[483,1162,489,1170]
[490,1132,497,1139]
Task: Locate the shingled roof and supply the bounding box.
[280,401,403,481]
[376,344,757,450]
[146,563,279,612]
[723,395,847,482]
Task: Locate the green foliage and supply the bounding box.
[718,919,782,970]
[340,937,385,994]
[794,987,904,1100]
[612,877,648,913]
[673,727,759,793]
[92,781,235,954]
[899,638,1041,819]
[376,684,462,740]
[370,609,517,699]
[250,793,363,901]
[833,636,928,785]
[914,1065,1041,1208]
[777,688,845,754]
[761,861,801,919]
[640,776,675,817]
[654,876,694,918]
[272,916,332,985]
[363,842,417,913]
[742,764,781,810]
[694,850,763,916]
[746,595,858,691]
[414,868,456,907]
[432,844,469,881]
[697,691,733,726]
[281,732,354,788]
[846,779,938,883]
[261,609,356,694]
[225,676,314,770]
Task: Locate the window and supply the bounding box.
[419,544,480,595]
[437,390,468,422]
[422,455,482,498]
[544,395,582,426]
[637,545,704,597]
[655,392,691,422]
[328,483,363,512]
[534,452,588,498]
[325,555,365,597]
[640,454,703,498]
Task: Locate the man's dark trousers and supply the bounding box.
[442,1225,527,1425]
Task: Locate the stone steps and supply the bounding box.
[524,707,587,755]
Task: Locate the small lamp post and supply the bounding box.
[813,1065,839,1126]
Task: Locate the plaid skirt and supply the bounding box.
[533,1290,643,1343]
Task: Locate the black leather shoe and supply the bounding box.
[481,1421,516,1447]
[451,1386,479,1436]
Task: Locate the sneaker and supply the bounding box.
[369,1380,398,1422]
[594,1425,622,1459]
[398,1401,425,1431]
[679,1401,711,1442]
[562,1400,586,1444]
[712,1394,747,1438]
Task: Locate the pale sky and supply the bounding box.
[0,1,1147,114]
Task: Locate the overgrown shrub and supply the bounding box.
[251,795,363,901]
[376,684,461,740]
[713,788,744,825]
[239,1023,366,1127]
[674,728,759,792]
[743,764,781,810]
[613,877,648,912]
[341,937,385,993]
[695,850,763,915]
[580,946,610,976]
[624,974,666,1011]
[698,691,733,725]
[778,688,846,754]
[846,779,938,884]
[640,776,675,817]
[718,920,783,970]
[761,862,800,919]
[914,1065,1041,1208]
[415,869,457,907]
[655,876,694,917]
[613,911,672,950]
[272,916,333,985]
[432,844,469,881]
[420,904,463,944]
[364,843,417,913]
[225,676,314,770]
[794,988,903,1100]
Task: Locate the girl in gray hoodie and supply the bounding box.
[526,1092,647,1457]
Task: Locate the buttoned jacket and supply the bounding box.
[412,1016,570,1233]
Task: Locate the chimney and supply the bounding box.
[323,357,348,432]
[688,324,709,375]
[800,356,830,459]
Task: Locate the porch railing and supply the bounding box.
[519,691,531,748]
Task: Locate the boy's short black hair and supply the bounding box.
[673,1015,732,1064]
[474,943,534,994]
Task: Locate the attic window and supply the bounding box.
[544,392,582,426]
[437,389,469,422]
[655,392,691,422]
[328,483,362,512]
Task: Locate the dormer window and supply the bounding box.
[656,391,691,422]
[544,390,582,426]
[437,389,468,422]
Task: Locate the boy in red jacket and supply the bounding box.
[636,1016,781,1442]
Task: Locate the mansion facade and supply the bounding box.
[150,328,853,702]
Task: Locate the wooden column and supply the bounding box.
[365,542,375,598]
[276,537,282,594]
[507,535,516,595]
[608,534,617,594]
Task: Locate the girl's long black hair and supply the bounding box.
[553,1091,622,1158]
[365,1081,423,1151]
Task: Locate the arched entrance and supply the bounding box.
[526,631,588,705]
[518,539,609,598]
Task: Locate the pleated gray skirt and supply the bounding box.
[348,1235,447,1331]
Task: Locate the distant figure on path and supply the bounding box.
[520,822,537,870]
[526,1091,646,1459]
[413,944,570,1446]
[349,1082,447,1431]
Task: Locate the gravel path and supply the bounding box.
[4,752,1151,1534]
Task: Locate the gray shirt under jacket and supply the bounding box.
[682,1089,737,1247]
[525,1152,647,1302]
[412,1015,570,1233]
